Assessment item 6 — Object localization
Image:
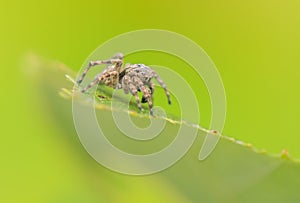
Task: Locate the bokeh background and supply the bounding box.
[1,0,300,202]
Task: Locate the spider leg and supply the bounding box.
[153,72,171,105]
[126,77,142,111]
[121,75,130,94]
[134,77,154,116]
[81,72,109,93]
[149,81,155,95]
[81,76,100,93]
[77,58,122,85]
[111,52,124,59]
[103,70,119,89]
[141,81,155,103]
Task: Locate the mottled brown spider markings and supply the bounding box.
[77,53,171,115]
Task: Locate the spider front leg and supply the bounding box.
[81,72,113,93]
[80,76,99,93]
[77,58,122,85]
[103,70,120,89]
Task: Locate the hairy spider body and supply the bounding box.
[77,53,171,115]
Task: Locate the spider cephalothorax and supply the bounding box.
[77,53,171,115]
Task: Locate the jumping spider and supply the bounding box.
[77,53,171,115]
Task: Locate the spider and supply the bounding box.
[77,53,171,115]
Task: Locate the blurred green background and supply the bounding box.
[1,0,300,202]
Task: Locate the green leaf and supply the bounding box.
[26,54,300,203]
